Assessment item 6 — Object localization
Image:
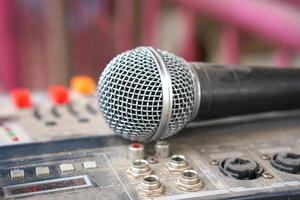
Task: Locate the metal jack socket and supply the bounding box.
[176,170,204,192]
[155,140,170,158]
[127,159,152,179]
[137,175,165,197]
[128,143,144,161]
[166,154,192,175]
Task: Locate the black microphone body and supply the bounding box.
[97,47,300,142]
[193,63,300,121]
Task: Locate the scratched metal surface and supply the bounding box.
[0,110,299,199]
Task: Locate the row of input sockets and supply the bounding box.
[209,152,300,180]
[8,160,98,180]
[127,141,300,197]
[128,141,300,197]
[127,141,204,198]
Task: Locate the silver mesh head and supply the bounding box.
[97,47,196,142]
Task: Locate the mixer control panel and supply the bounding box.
[0,114,299,199]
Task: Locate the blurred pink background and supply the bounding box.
[1,0,300,91]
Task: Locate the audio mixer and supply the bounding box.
[0,76,300,199]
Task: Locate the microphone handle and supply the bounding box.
[190,63,300,121]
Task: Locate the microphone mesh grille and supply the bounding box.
[157,49,194,138]
[98,47,163,142]
[97,47,194,142]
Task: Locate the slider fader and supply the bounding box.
[0,76,299,199]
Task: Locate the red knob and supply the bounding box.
[48,85,70,105]
[11,88,32,108]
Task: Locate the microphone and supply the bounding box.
[97,46,300,142]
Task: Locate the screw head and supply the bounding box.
[263,172,274,179]
[261,154,271,160]
[148,157,158,164]
[210,159,219,165]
